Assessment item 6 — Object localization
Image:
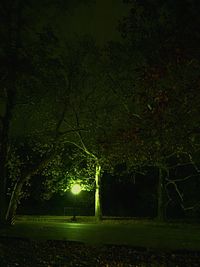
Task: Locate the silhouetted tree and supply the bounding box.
[103,0,200,220]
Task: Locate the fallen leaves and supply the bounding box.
[0,237,200,266]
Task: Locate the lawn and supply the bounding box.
[0,216,200,266]
[1,215,200,250]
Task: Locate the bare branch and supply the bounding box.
[55,102,68,138]
[168,174,200,183]
[58,128,87,136]
[166,178,184,202]
[180,202,200,211]
[70,104,97,160]
[167,152,200,174]
[168,162,197,169]
[166,176,200,212]
[188,153,200,173]
[15,101,35,106]
[165,186,173,209]
[63,118,97,160]
[107,73,141,119]
[63,140,88,154]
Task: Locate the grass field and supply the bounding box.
[1,216,200,266]
[0,215,199,251]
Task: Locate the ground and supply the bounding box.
[0,237,200,266]
[0,216,200,266]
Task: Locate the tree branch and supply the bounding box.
[180,202,200,211]
[168,162,197,169]
[107,73,141,119]
[166,178,184,202]
[68,104,97,160]
[168,174,200,183]
[58,128,87,136]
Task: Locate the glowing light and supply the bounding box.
[71,184,82,195]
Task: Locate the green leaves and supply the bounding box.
[42,147,95,199]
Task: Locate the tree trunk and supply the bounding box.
[0,168,7,225]
[95,163,102,221]
[5,148,59,224]
[6,177,28,225]
[0,90,16,226]
[0,0,20,226]
[0,87,16,225]
[0,95,16,225]
[157,167,166,221]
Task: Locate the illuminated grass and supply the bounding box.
[0,216,199,251]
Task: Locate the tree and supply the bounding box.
[0,0,93,225]
[38,37,123,220]
[4,31,121,223]
[101,0,200,220]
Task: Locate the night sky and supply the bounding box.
[55,0,129,44]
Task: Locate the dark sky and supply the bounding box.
[55,0,129,45]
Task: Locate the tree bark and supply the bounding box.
[95,163,102,221]
[5,148,58,224]
[5,177,27,225]
[0,0,21,226]
[0,162,8,225]
[0,90,16,225]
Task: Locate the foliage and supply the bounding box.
[42,146,96,199]
[98,0,200,218]
[0,0,98,223]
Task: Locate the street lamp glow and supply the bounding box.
[71,184,82,195]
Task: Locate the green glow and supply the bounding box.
[71,184,82,195]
